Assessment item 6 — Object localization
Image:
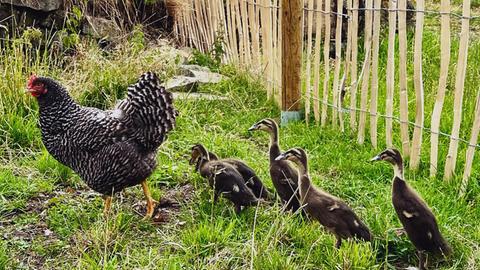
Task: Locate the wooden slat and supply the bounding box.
[321,0,331,127]
[312,0,323,123]
[369,0,381,148]
[248,0,259,66]
[385,0,397,147]
[188,4,201,49]
[260,0,273,97]
[398,0,410,157]
[357,0,373,144]
[234,0,246,64]
[304,0,315,124]
[332,0,343,128]
[444,0,471,181]
[340,0,353,132]
[430,0,450,177]
[196,0,209,51]
[218,0,231,62]
[205,0,214,46]
[240,0,252,65]
[248,0,260,66]
[275,0,283,104]
[350,0,359,130]
[226,1,237,61]
[410,0,425,170]
[461,91,480,195]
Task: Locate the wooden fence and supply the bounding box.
[173,0,480,194]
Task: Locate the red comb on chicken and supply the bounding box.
[28,72,178,218]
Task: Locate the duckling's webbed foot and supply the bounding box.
[213,192,219,204]
[418,251,427,270]
[335,237,342,249]
[234,204,242,214]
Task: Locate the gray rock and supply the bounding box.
[82,15,120,39]
[172,92,228,101]
[0,0,62,12]
[164,64,227,92]
[178,64,225,84]
[164,76,199,92]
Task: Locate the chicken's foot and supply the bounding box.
[103,195,112,216]
[141,180,156,219]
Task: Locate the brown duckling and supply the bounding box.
[248,118,301,213]
[371,148,451,270]
[189,144,260,213]
[276,148,371,248]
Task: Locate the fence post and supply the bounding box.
[281,0,303,125]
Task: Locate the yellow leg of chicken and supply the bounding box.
[103,195,112,216]
[141,180,156,219]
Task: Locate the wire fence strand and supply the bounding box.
[306,95,480,149]
[241,0,480,21]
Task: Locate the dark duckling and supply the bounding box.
[276,148,371,248]
[371,148,451,270]
[189,144,261,213]
[203,151,273,200]
[248,118,301,213]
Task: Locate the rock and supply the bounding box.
[172,92,228,101]
[82,15,120,39]
[164,64,227,92]
[0,0,62,12]
[165,76,199,92]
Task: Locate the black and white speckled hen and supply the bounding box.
[27,72,177,218]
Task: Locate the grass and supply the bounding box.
[1,12,480,270]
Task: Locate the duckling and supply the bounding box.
[189,144,260,213]
[210,152,273,200]
[371,148,451,270]
[249,118,301,213]
[192,149,272,200]
[276,148,371,248]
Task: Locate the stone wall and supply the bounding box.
[0,0,177,41]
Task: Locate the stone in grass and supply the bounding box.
[82,15,120,40]
[164,64,227,92]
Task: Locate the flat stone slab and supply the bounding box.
[172,92,228,101]
[164,64,227,92]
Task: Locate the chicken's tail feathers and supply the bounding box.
[118,72,178,150]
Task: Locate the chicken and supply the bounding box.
[27,72,177,218]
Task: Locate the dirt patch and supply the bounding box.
[133,184,195,224]
[2,215,60,269]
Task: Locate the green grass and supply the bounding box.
[1,16,480,270]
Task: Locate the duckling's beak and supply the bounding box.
[189,156,197,165]
[370,155,382,162]
[248,124,258,132]
[275,154,286,161]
